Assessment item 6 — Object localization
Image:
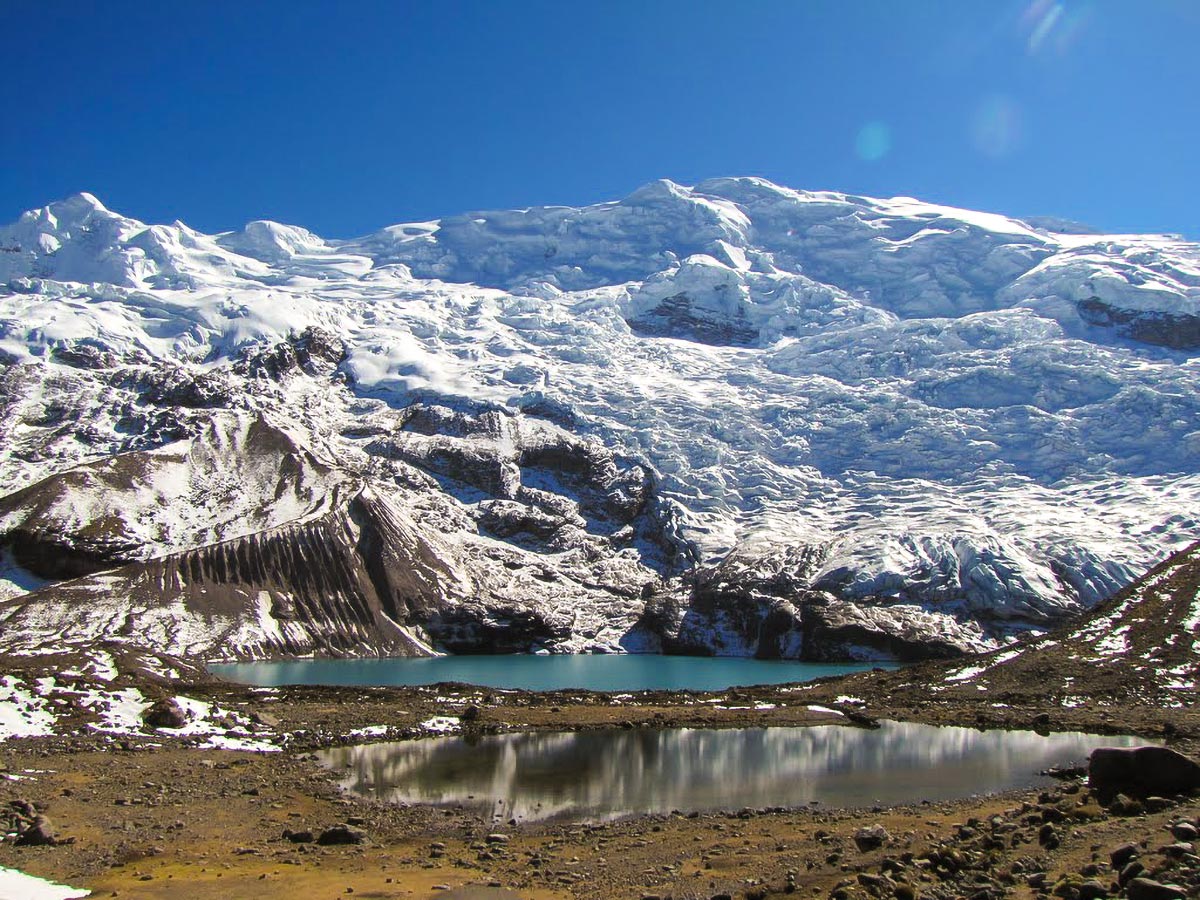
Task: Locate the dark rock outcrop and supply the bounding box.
[316,824,364,846]
[1078,298,1200,350]
[628,292,760,346]
[143,697,188,729]
[1088,746,1200,800]
[14,814,58,846]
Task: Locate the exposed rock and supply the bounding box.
[1077,299,1200,350]
[853,824,890,852]
[1088,747,1200,800]
[14,814,57,846]
[143,698,187,730]
[1109,842,1139,870]
[1124,878,1188,900]
[316,824,363,846]
[1170,822,1198,842]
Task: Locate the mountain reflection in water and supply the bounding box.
[318,721,1142,822]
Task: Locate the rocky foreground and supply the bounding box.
[0,674,1195,900]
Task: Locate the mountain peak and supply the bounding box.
[59,191,108,213]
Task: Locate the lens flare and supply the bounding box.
[971,95,1024,159]
[1025,0,1064,53]
[1021,0,1092,56]
[854,121,891,162]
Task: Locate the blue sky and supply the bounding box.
[3,1,1197,237]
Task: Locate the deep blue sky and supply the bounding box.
[3,1,1197,238]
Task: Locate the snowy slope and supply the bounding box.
[0,178,1198,660]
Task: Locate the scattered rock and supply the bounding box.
[282,829,314,844]
[249,710,280,728]
[1038,823,1061,849]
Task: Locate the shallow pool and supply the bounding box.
[318,721,1142,822]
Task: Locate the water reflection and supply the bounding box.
[318,722,1142,822]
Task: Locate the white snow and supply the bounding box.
[805,705,846,716]
[0,178,1198,657]
[346,725,388,738]
[420,716,461,733]
[946,666,988,683]
[0,867,89,900]
[0,678,54,741]
[81,687,149,732]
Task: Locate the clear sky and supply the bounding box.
[3,0,1197,238]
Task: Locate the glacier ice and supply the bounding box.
[0,177,1198,659]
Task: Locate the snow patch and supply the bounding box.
[0,867,89,900]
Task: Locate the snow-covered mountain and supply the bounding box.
[0,178,1198,661]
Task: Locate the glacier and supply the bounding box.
[0,178,1197,661]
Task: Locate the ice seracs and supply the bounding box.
[0,177,1197,661]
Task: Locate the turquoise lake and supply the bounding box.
[209,654,892,692]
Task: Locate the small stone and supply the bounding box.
[1160,841,1193,858]
[1107,794,1144,817]
[1110,842,1139,869]
[1038,823,1061,849]
[1118,861,1145,887]
[1077,880,1108,900]
[485,833,510,844]
[1169,822,1198,841]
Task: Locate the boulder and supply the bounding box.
[853,824,890,852]
[143,697,188,730]
[316,824,363,846]
[1109,842,1139,869]
[1125,878,1187,900]
[1087,746,1200,800]
[14,815,57,846]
